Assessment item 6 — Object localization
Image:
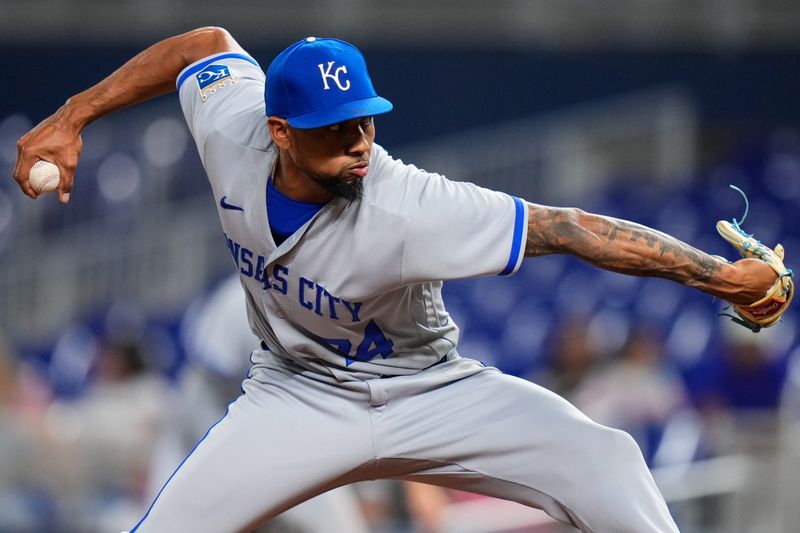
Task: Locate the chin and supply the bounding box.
[311,173,364,202]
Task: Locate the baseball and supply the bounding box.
[29,160,61,194]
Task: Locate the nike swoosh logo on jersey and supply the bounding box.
[220,196,244,212]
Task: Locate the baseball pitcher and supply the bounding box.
[13,28,790,532]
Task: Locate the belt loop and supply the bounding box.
[367,380,388,407]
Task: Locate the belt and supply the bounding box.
[259,341,448,378]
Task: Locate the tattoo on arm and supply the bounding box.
[525,204,725,290]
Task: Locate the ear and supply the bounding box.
[267,117,291,149]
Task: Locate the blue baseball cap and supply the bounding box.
[265,37,393,129]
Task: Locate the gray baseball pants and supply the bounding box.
[130,353,679,532]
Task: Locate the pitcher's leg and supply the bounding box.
[377,368,678,533]
[131,372,373,533]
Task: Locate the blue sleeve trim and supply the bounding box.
[176,52,260,91]
[500,196,525,276]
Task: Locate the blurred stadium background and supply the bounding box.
[1,1,800,532]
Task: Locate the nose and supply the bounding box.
[346,124,370,156]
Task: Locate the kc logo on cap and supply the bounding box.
[265,37,392,129]
[318,61,351,91]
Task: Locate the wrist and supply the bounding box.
[57,92,97,131]
[721,259,775,305]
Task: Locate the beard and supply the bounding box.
[309,173,364,202]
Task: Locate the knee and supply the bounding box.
[591,425,647,477]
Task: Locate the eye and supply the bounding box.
[328,123,341,132]
[361,117,374,127]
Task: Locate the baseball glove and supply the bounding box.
[716,217,794,332]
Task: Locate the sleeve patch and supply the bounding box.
[196,64,235,102]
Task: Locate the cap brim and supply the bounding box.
[285,96,393,129]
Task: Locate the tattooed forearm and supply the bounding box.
[525,204,744,299]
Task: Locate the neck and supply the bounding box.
[272,150,334,204]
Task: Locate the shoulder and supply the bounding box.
[363,144,446,212]
[178,51,270,151]
[365,144,512,216]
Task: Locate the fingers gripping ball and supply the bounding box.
[716,219,794,331]
[29,160,61,194]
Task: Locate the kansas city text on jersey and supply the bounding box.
[225,233,394,365]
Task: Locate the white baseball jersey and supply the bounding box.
[177,51,528,381]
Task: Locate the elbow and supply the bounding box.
[567,207,590,222]
[551,207,589,254]
[180,27,241,64]
[191,26,236,50]
[192,26,234,44]
[525,204,586,257]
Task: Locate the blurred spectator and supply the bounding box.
[0,330,57,531]
[48,336,170,532]
[0,327,170,532]
[692,324,791,456]
[704,335,788,415]
[535,316,598,399]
